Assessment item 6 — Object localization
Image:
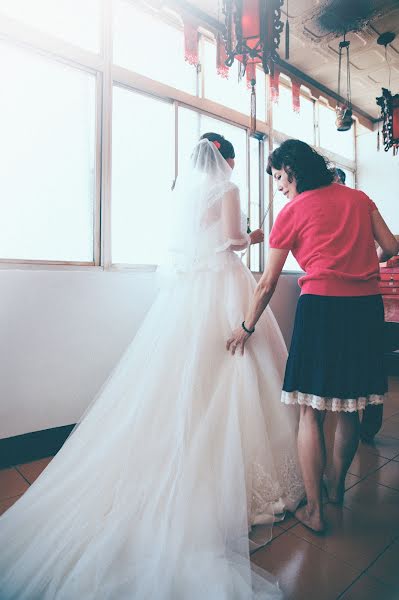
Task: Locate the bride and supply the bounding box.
[0,133,304,599]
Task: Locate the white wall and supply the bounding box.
[0,270,158,439]
[1,269,300,440]
[356,125,399,232]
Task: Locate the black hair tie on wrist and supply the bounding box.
[242,321,255,335]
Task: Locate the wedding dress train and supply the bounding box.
[0,140,303,599]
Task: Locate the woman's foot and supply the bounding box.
[323,475,345,504]
[294,505,326,533]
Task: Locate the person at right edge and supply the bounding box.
[227,139,399,533]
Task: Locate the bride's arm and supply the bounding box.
[217,187,263,251]
[217,187,250,251]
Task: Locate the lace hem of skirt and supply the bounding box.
[281,390,386,412]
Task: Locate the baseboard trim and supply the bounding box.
[0,424,75,469]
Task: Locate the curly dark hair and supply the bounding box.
[200,132,235,160]
[266,139,334,194]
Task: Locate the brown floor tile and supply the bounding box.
[379,419,399,440]
[0,468,29,500]
[388,377,399,391]
[290,504,394,571]
[385,412,399,424]
[343,479,399,537]
[339,573,398,600]
[348,444,390,478]
[361,434,399,460]
[344,472,362,491]
[381,403,399,420]
[0,494,23,516]
[251,529,359,600]
[366,460,399,491]
[16,457,52,484]
[366,539,399,588]
[249,524,285,550]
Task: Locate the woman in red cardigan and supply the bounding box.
[227,139,399,533]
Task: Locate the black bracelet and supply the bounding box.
[242,321,255,335]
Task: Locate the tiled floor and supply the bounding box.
[251,376,399,599]
[1,380,399,599]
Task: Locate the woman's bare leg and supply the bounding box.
[294,405,326,532]
[325,411,360,503]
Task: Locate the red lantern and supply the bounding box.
[223,0,284,131]
[223,0,284,81]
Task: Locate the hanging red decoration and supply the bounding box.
[291,78,301,114]
[270,66,280,104]
[183,20,199,67]
[216,34,229,78]
[246,61,256,88]
[222,0,284,131]
[376,87,399,155]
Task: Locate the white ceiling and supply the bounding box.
[187,0,399,120]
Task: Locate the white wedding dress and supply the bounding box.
[0,140,304,599]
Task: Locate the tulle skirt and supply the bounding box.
[0,252,304,599]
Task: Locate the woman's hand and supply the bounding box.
[226,327,251,355]
[249,228,264,245]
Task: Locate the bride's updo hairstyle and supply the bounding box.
[266,139,334,194]
[199,132,235,161]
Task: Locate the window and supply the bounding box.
[272,85,314,145]
[0,42,96,261]
[0,0,357,270]
[318,103,355,160]
[111,87,174,265]
[202,39,266,122]
[0,0,101,53]
[113,0,197,95]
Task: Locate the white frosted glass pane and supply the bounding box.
[112,87,174,265]
[270,146,303,273]
[249,137,260,271]
[273,86,314,145]
[202,40,266,121]
[319,103,354,160]
[178,106,201,175]
[0,42,96,261]
[113,0,196,95]
[0,0,101,52]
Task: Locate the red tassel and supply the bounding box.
[292,79,300,113]
[216,34,229,78]
[246,62,256,89]
[250,79,256,134]
[270,67,280,104]
[183,20,199,67]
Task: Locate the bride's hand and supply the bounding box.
[226,327,251,355]
[249,228,264,245]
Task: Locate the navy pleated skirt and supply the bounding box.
[282,294,387,412]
